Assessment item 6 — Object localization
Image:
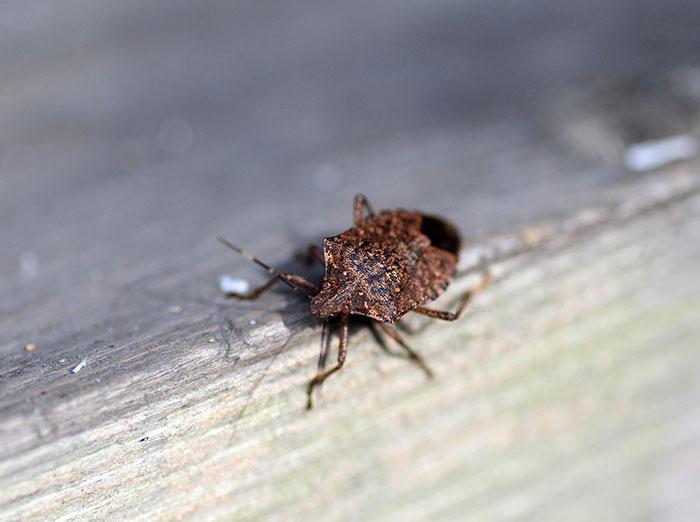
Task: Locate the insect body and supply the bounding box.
[218,194,490,409]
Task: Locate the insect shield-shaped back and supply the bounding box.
[218,194,486,409]
[310,210,461,323]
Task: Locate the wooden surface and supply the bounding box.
[2,1,700,520]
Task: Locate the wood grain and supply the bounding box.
[2,1,700,520]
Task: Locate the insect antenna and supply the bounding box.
[216,236,312,296]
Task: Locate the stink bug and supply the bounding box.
[218,194,490,409]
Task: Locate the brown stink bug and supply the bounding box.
[218,194,490,409]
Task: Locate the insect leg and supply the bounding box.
[372,322,433,378]
[317,320,330,372]
[282,273,319,294]
[414,270,492,321]
[353,193,375,225]
[224,273,318,300]
[297,244,325,266]
[218,236,319,296]
[306,313,349,409]
[224,277,279,300]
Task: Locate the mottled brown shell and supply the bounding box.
[310,209,461,323]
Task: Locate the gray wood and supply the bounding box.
[2,1,700,520]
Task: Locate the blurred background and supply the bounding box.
[4,0,700,279]
[3,1,700,520]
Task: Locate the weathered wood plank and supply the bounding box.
[2,1,700,520]
[3,165,700,521]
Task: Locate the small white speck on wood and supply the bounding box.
[218,275,250,295]
[71,358,87,374]
[624,134,698,172]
